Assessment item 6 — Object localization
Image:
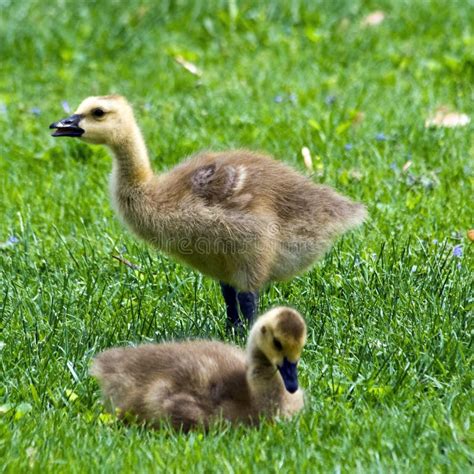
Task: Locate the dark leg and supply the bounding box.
[237,291,258,325]
[220,282,240,328]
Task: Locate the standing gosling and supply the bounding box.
[50,96,367,328]
[90,307,306,430]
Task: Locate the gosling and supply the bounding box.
[90,307,307,431]
[50,96,367,328]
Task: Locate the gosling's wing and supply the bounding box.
[191,163,245,203]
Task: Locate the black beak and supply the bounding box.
[49,114,84,137]
[277,357,299,394]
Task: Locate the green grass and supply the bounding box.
[0,0,473,472]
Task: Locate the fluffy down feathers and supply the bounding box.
[51,95,367,291]
[91,307,307,430]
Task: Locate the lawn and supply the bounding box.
[0,0,472,472]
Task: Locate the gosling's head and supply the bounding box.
[49,95,136,146]
[249,307,307,394]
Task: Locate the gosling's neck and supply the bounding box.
[109,124,153,187]
[247,343,284,402]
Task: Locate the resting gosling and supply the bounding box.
[50,96,367,328]
[90,307,306,430]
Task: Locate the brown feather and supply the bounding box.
[65,96,367,291]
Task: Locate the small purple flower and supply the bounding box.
[61,100,71,113]
[30,107,41,116]
[344,143,353,151]
[274,95,284,104]
[325,95,336,106]
[0,235,19,249]
[375,133,387,141]
[420,176,435,190]
[405,174,416,186]
[289,93,297,104]
[452,245,463,258]
[432,239,438,245]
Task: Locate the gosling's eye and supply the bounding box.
[273,338,283,351]
[92,108,105,118]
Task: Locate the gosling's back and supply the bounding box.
[129,150,366,290]
[91,341,254,430]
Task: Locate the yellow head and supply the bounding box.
[49,95,136,146]
[249,307,307,393]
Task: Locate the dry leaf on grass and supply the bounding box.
[467,229,474,242]
[301,146,313,172]
[362,11,385,26]
[112,254,141,271]
[26,446,37,469]
[174,55,202,76]
[425,107,470,128]
[349,169,363,181]
[351,111,365,126]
